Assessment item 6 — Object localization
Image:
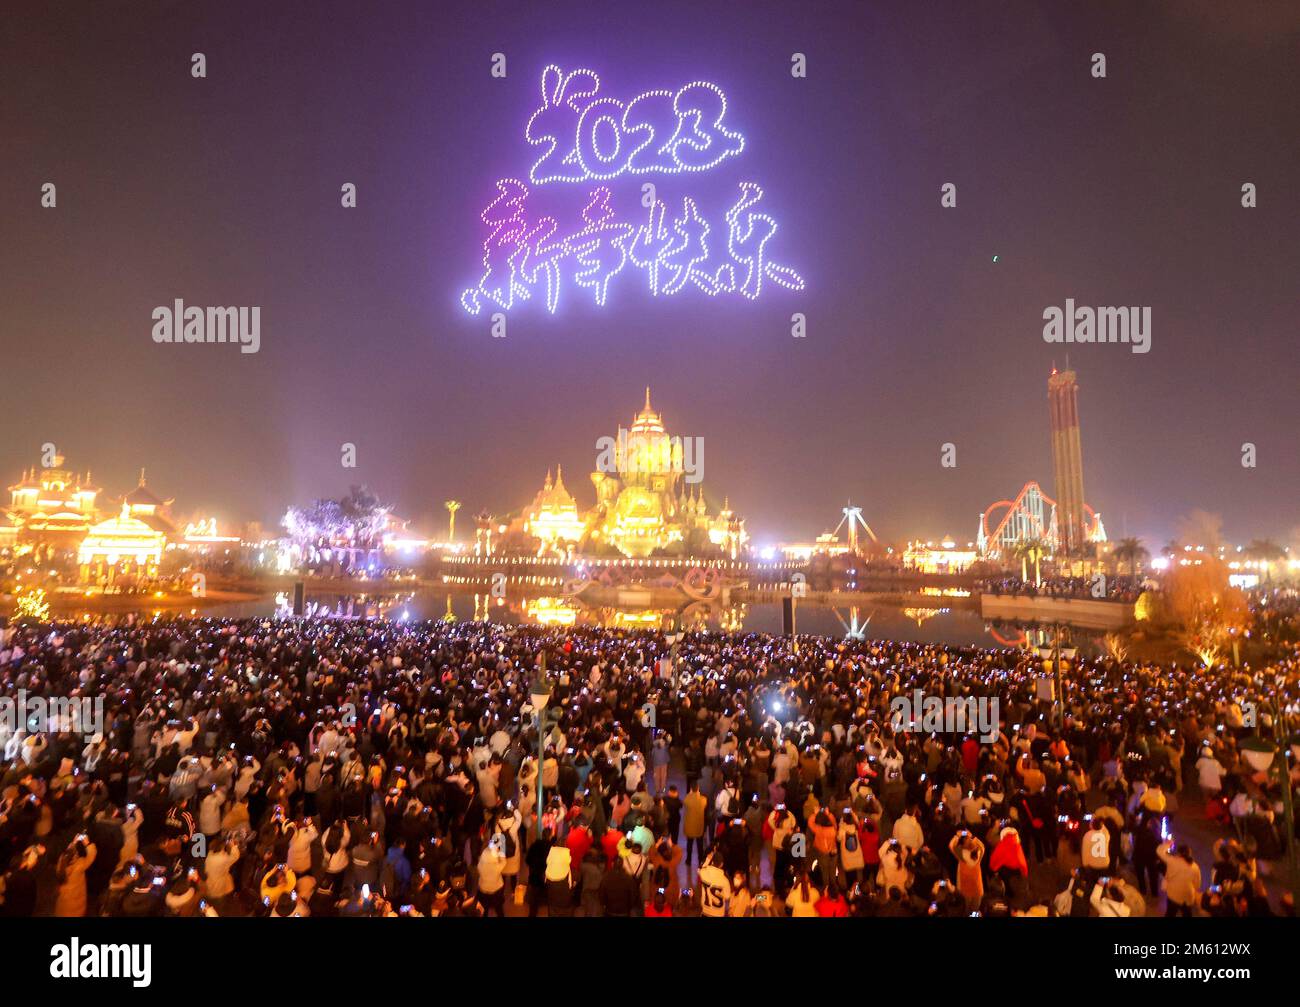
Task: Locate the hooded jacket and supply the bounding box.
[990,829,1029,876]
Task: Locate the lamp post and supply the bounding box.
[1037,625,1076,730]
[529,653,553,840]
[665,630,684,689]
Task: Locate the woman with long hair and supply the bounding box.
[54,834,97,917]
[726,872,752,917]
[949,830,985,910]
[784,869,821,917]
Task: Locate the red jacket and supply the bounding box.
[566,826,593,869]
[601,829,624,869]
[990,832,1029,876]
[860,823,881,866]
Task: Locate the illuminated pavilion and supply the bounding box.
[121,469,178,539]
[77,503,166,585]
[3,457,200,573]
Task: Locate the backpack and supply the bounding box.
[500,829,517,859]
[843,829,858,853]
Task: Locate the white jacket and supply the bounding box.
[198,791,226,836]
[288,823,318,873]
[893,813,923,852]
[1090,882,1131,917]
[1196,755,1225,791]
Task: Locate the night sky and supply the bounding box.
[3,1,1297,549]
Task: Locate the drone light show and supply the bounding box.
[460,64,804,315]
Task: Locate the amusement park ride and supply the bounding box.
[832,503,878,554]
[976,480,1105,561]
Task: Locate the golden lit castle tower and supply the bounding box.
[582,388,746,558]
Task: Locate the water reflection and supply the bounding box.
[171,587,1107,655]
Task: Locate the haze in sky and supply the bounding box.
[2,1,1296,549]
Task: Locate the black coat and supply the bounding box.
[0,868,37,917]
[525,838,552,889]
[598,867,642,916]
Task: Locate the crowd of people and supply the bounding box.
[977,575,1148,603]
[0,615,1296,918]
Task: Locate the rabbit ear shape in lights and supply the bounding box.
[527,65,744,185]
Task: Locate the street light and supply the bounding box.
[1036,625,1071,730]
[529,653,553,840]
[665,630,684,688]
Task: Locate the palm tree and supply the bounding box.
[444,500,462,543]
[1113,537,1148,578]
[1006,541,1029,583]
[1023,537,1046,587]
[1004,541,1032,585]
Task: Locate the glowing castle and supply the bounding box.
[512,389,746,559]
[5,456,102,553]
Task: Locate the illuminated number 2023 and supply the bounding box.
[527,66,745,185]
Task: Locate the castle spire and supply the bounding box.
[138,467,147,486]
[644,385,652,411]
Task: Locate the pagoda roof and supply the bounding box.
[124,470,171,507]
[134,511,178,537]
[81,506,167,548]
[532,466,578,509]
[629,386,666,434]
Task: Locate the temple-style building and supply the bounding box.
[521,467,585,554]
[4,456,102,556]
[512,389,747,559]
[122,469,178,539]
[2,457,205,581]
[78,504,166,585]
